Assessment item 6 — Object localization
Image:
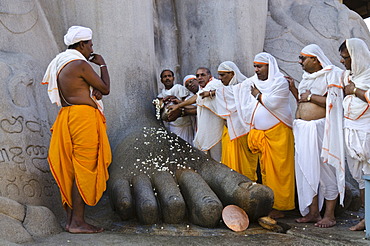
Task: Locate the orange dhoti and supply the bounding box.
[221,126,259,181]
[48,105,112,208]
[248,122,295,210]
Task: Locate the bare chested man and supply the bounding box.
[289,44,344,228]
[42,26,111,233]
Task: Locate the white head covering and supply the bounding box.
[217,61,246,86]
[253,52,285,93]
[64,26,93,46]
[183,75,196,86]
[346,38,370,77]
[301,44,332,68]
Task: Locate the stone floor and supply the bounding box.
[16,196,370,246]
[18,194,369,246]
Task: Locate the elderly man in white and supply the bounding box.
[168,68,224,161]
[339,38,370,231]
[288,44,345,228]
[199,61,258,178]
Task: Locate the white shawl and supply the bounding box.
[214,53,292,140]
[42,49,104,113]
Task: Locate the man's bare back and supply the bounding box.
[58,60,98,108]
[296,102,326,121]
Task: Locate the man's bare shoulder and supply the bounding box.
[61,60,91,75]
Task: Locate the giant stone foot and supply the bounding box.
[108,126,274,227]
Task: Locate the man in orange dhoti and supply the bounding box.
[42,26,112,233]
[248,53,295,218]
[200,54,295,216]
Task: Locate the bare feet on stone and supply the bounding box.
[268,209,285,219]
[68,222,104,234]
[349,219,365,231]
[314,217,336,228]
[295,213,321,223]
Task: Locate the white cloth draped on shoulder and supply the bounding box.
[213,53,292,140]
[41,49,104,113]
[193,78,224,151]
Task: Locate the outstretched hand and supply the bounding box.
[285,76,296,90]
[199,91,210,99]
[167,104,179,112]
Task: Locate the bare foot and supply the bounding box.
[269,209,285,219]
[68,222,104,234]
[349,219,365,231]
[295,213,321,223]
[314,217,336,228]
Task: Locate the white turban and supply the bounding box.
[217,61,246,86]
[64,26,93,46]
[183,75,196,86]
[300,44,332,68]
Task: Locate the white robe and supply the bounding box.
[193,78,224,151]
[295,64,345,213]
[213,55,293,140]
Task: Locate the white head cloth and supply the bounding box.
[64,26,92,46]
[346,38,370,78]
[253,52,285,93]
[343,38,370,121]
[183,75,196,86]
[298,44,335,95]
[301,44,332,68]
[250,52,292,127]
[217,61,246,86]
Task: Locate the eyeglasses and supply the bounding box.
[196,73,207,78]
[341,56,351,60]
[298,55,313,62]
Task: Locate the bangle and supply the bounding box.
[353,87,357,95]
[181,108,185,117]
[255,93,261,101]
[100,64,107,68]
[307,94,312,102]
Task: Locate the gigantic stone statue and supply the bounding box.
[0,0,369,243]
